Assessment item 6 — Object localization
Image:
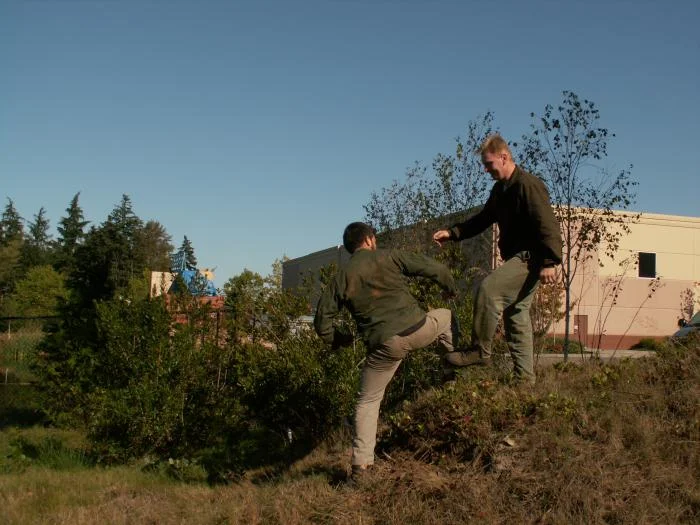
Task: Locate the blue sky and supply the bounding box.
[2,0,699,286]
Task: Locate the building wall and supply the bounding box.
[281,245,350,310]
[149,271,176,297]
[282,211,700,349]
[282,226,496,306]
[554,212,700,349]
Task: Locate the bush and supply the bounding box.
[630,337,665,351]
[0,428,91,474]
[0,330,44,381]
[538,338,586,354]
[35,284,368,478]
[230,330,363,457]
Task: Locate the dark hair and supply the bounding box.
[343,222,375,253]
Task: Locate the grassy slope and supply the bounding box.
[1,335,699,525]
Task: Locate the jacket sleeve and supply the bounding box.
[314,277,342,345]
[449,188,498,241]
[523,178,563,266]
[391,251,457,294]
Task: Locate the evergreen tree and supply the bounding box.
[107,194,142,241]
[105,194,144,291]
[0,197,24,246]
[70,195,145,305]
[0,238,22,302]
[22,206,54,268]
[138,220,174,272]
[4,264,67,318]
[179,235,198,271]
[0,199,25,303]
[56,192,89,272]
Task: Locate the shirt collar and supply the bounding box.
[502,165,521,190]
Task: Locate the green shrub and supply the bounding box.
[0,330,44,381]
[231,330,363,454]
[538,338,586,354]
[630,337,665,351]
[35,281,368,477]
[0,429,91,474]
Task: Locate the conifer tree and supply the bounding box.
[179,235,198,271]
[0,198,24,246]
[23,206,54,267]
[56,192,89,272]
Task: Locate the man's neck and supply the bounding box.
[502,162,517,181]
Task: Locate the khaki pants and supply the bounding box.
[352,308,456,466]
[472,253,540,381]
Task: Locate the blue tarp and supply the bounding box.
[170,269,218,296]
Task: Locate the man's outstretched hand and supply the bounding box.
[432,229,451,247]
[331,329,354,350]
[539,266,559,285]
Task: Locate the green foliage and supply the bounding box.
[178,235,198,271]
[55,192,89,273]
[517,91,638,355]
[0,331,46,427]
[364,113,495,236]
[4,434,91,472]
[138,220,174,272]
[224,269,266,341]
[630,337,666,351]
[224,267,309,346]
[0,383,46,428]
[21,206,54,268]
[0,330,43,373]
[0,238,22,299]
[3,265,67,319]
[141,456,209,483]
[36,262,360,478]
[360,114,506,397]
[68,195,149,306]
[538,338,586,354]
[0,428,91,474]
[383,334,700,479]
[232,331,363,449]
[0,198,24,246]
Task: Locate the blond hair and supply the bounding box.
[479,134,512,158]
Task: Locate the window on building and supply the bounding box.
[638,252,656,278]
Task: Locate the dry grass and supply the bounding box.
[1,337,699,524]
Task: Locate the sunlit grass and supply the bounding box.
[1,335,698,524]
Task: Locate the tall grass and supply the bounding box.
[1,335,698,524]
[0,328,44,381]
[0,329,47,428]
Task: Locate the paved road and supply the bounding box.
[535,349,655,367]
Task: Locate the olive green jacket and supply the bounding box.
[314,248,456,350]
[449,166,563,267]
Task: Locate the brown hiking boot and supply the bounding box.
[445,349,491,368]
[348,464,373,487]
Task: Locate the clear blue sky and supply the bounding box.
[2,0,699,286]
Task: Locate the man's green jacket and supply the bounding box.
[449,166,562,267]
[314,248,456,350]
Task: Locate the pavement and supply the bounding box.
[535,349,655,367]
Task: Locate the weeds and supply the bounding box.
[0,335,698,524]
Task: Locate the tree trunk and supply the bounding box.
[563,207,572,361]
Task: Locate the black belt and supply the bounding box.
[397,317,427,337]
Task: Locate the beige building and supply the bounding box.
[557,211,700,349]
[282,211,700,350]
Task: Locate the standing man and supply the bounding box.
[315,222,458,478]
[433,134,562,383]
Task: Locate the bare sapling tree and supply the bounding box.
[517,91,639,358]
[364,112,495,256]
